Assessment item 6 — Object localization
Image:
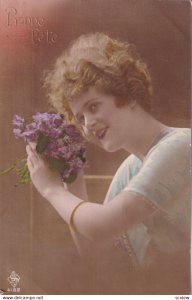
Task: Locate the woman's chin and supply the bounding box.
[89,135,121,152]
[101,141,120,153]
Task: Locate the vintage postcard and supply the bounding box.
[0,0,191,297]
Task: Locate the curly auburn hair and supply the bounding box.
[44,32,153,122]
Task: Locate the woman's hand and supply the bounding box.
[26,143,64,198]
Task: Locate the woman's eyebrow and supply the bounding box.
[75,97,98,119]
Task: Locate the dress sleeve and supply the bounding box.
[124,129,191,214]
[104,154,142,204]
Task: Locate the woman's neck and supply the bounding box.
[123,108,168,161]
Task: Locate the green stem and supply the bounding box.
[0,164,16,176]
[0,157,23,176]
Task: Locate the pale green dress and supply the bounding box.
[104,127,191,267]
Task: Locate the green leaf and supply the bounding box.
[46,157,70,173]
[36,132,49,154]
[59,130,66,138]
[17,163,31,184]
[0,158,31,186]
[63,171,77,184]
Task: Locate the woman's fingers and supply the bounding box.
[26,144,39,168]
[27,157,34,170]
[26,144,36,157]
[28,142,37,150]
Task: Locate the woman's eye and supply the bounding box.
[89,103,99,112]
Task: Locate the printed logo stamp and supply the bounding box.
[7,271,21,293]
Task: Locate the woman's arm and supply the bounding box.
[44,187,154,242]
[26,144,155,245]
[64,172,99,258]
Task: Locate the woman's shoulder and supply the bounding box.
[165,127,190,142]
[169,127,190,139]
[147,127,191,159]
[116,154,142,177]
[104,154,142,203]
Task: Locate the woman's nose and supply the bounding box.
[84,114,97,131]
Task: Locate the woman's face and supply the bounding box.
[69,86,136,152]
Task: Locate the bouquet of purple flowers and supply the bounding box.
[1,112,88,184]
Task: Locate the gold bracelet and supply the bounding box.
[69,201,86,232]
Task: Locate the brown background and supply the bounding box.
[0,0,190,294]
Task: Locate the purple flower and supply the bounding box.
[13,128,23,139]
[12,115,25,128]
[12,112,88,183]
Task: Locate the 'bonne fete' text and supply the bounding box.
[5,7,58,44]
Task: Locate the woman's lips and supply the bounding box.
[96,127,108,140]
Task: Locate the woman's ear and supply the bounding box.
[129,100,137,109]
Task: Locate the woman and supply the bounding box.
[26,33,190,294]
